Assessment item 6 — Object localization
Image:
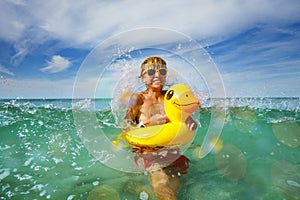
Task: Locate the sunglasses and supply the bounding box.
[146,69,167,76]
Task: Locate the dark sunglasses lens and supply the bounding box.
[159,69,167,75]
[147,69,156,76]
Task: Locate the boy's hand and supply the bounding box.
[149,114,167,126]
[186,117,197,131]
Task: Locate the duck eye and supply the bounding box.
[166,90,174,100]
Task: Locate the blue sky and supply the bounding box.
[0,0,300,98]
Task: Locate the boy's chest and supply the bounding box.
[140,98,165,117]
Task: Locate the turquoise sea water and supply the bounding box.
[0,98,299,199]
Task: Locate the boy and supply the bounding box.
[125,56,197,200]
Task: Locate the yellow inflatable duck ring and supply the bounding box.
[116,84,200,149]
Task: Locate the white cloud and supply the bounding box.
[221,60,300,97]
[0,76,111,99]
[0,1,25,41]
[41,55,71,73]
[0,0,299,69]
[1,0,300,47]
[0,77,75,98]
[0,65,14,76]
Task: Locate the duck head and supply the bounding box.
[164,84,200,122]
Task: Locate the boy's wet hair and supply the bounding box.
[140,56,167,77]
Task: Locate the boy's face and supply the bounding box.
[141,66,167,89]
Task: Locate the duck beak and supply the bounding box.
[175,91,200,113]
[182,99,200,113]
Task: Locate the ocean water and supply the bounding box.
[0,98,299,200]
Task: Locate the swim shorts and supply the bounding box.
[134,148,190,174]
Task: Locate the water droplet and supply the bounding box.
[214,144,246,180]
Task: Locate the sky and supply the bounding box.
[0,0,300,99]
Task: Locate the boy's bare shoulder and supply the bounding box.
[129,92,145,106]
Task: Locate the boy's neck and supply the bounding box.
[146,87,163,99]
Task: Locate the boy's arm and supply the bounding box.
[124,93,143,128]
